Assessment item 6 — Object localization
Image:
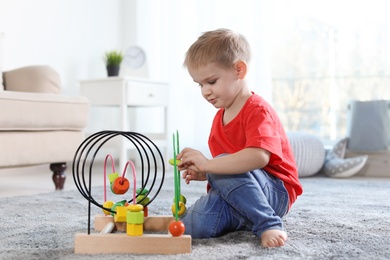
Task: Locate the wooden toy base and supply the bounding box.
[74,215,192,255]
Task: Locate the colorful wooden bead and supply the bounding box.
[110,200,127,216]
[173,194,187,205]
[169,158,181,166]
[136,187,149,195]
[168,221,185,237]
[114,206,127,222]
[127,204,144,212]
[102,200,114,215]
[126,211,144,224]
[111,177,130,194]
[136,195,150,206]
[126,223,143,236]
[171,201,186,216]
[108,172,119,183]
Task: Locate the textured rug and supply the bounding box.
[0,174,389,260]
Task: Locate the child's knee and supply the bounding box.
[181,209,220,238]
[180,192,227,238]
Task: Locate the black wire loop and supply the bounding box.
[72,130,166,234]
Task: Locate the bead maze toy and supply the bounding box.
[72,130,191,255]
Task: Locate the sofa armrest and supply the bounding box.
[2,65,61,94]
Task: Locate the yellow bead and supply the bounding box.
[114,206,127,222]
[127,204,144,212]
[173,194,187,205]
[102,200,114,215]
[126,223,143,236]
[171,201,186,216]
[169,158,181,166]
[110,200,127,216]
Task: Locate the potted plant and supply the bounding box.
[104,50,123,77]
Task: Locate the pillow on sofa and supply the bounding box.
[3,65,61,94]
[0,32,4,91]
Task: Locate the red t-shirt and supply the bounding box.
[208,93,303,209]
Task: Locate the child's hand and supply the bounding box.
[177,148,209,173]
[182,169,207,184]
[177,148,209,184]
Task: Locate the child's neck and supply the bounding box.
[222,89,252,125]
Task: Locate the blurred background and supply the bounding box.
[1,0,389,156]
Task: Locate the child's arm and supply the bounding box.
[177,147,270,175]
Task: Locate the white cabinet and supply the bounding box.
[79,77,169,167]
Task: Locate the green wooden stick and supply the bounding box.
[176,130,180,192]
[173,132,179,221]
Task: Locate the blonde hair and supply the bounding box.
[183,28,251,70]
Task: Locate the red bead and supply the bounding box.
[111,177,130,194]
[168,221,185,237]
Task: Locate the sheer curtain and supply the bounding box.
[270,0,390,144]
[131,0,273,155]
[129,0,390,153]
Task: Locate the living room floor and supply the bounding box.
[0,163,102,198]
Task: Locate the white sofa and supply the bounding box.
[0,65,89,190]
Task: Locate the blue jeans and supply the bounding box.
[181,168,289,239]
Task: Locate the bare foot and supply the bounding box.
[260,229,287,247]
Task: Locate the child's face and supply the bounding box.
[188,62,242,109]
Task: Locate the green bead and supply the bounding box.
[108,172,119,183]
[136,195,150,206]
[136,187,149,195]
[116,200,127,206]
[110,200,127,216]
[127,211,144,224]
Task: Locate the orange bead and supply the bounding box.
[111,177,130,194]
[168,221,185,237]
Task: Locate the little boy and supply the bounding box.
[177,28,303,247]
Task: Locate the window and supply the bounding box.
[270,0,390,144]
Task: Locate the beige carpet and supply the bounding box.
[0,174,389,259]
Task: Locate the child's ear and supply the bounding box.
[234,61,247,79]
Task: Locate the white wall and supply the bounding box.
[0,0,123,95]
[0,0,273,160]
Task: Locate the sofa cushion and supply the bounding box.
[0,131,86,167]
[0,91,89,131]
[0,32,4,91]
[3,65,61,94]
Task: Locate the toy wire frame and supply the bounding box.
[72,130,165,234]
